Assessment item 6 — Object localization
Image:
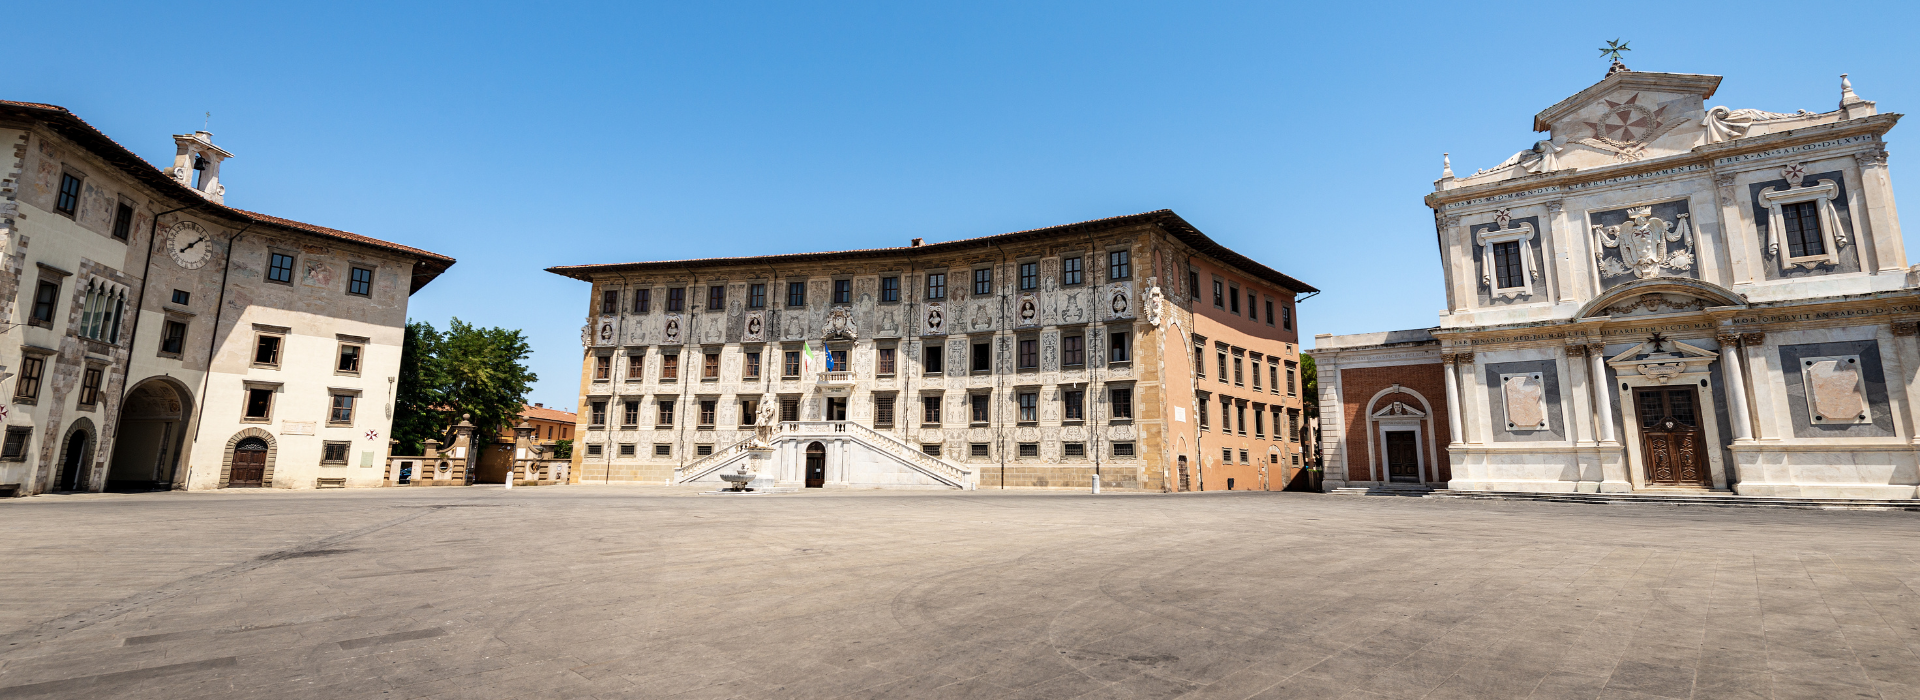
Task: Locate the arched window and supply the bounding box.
[77,280,127,344]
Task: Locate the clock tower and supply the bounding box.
[168,130,232,204]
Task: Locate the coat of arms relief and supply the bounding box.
[1591,204,1694,280]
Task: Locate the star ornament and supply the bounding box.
[1599,39,1631,62]
[366,429,380,441]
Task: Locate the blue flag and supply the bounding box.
[824,343,835,371]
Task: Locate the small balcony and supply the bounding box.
[817,371,856,396]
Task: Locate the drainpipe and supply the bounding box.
[181,218,252,490]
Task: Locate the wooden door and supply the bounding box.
[1635,388,1709,487]
[804,442,825,488]
[230,438,267,487]
[1384,431,1420,483]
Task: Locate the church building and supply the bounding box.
[1315,65,1917,500]
[0,101,453,495]
[548,210,1314,491]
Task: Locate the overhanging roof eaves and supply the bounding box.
[0,100,456,293]
[546,210,1319,295]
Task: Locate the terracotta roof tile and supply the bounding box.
[521,404,577,423]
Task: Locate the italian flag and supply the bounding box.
[802,342,818,376]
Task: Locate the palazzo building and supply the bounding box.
[548,210,1314,490]
[0,101,453,495]
[1315,65,1919,499]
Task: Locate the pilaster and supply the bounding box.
[1855,148,1907,272]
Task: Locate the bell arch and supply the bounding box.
[107,377,194,492]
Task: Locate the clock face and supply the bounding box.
[165,221,213,270]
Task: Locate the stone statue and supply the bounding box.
[753,398,779,446]
[1145,285,1166,327]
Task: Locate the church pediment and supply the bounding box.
[1606,333,1718,385]
[1577,278,1745,320]
[1371,401,1427,419]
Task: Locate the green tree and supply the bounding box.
[1300,354,1318,419]
[390,318,537,454]
[550,439,573,459]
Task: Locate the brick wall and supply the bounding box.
[1338,364,1451,483]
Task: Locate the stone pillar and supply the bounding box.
[1455,351,1480,444]
[1716,334,1754,441]
[1440,214,1471,313]
[1587,346,1617,444]
[1715,173,1758,285]
[1889,322,1920,442]
[1441,353,1465,446]
[450,415,476,485]
[1855,148,1907,272]
[422,438,442,485]
[1741,333,1775,439]
[1565,345,1594,445]
[511,420,536,485]
[1545,200,1578,303]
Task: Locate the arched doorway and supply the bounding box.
[55,427,92,492]
[804,442,825,488]
[107,379,191,491]
[1176,455,1190,492]
[230,438,269,487]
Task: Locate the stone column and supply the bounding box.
[511,420,536,484]
[1716,334,1754,441]
[1855,148,1907,272]
[1441,353,1465,446]
[1741,333,1774,439]
[1587,346,1617,444]
[1455,351,1480,444]
[1565,345,1594,445]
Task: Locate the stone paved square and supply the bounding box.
[1,487,1916,699]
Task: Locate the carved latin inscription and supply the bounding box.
[1501,372,1548,431]
[1802,355,1870,425]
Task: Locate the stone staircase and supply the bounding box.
[675,436,761,483]
[789,421,974,489]
[1424,490,1920,511]
[1331,485,1434,497]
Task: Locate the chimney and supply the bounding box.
[535,403,543,408]
[910,238,923,247]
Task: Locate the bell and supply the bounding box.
[192,155,208,171]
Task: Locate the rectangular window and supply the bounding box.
[1236,402,1247,435]
[586,444,603,457]
[699,400,716,426]
[1241,449,1250,464]
[973,268,992,295]
[616,444,635,457]
[1218,352,1229,381]
[1491,241,1523,289]
[1063,335,1084,366]
[254,334,282,367]
[1287,363,1297,394]
[1018,262,1037,291]
[1270,363,1280,393]
[1112,442,1135,457]
[1251,357,1262,391]
[787,281,806,307]
[970,394,989,423]
[1221,396,1233,433]
[657,354,681,380]
[1063,257,1083,286]
[704,352,719,379]
[1223,447,1234,464]
[1110,387,1133,420]
[654,444,672,457]
[784,351,801,377]
[829,348,847,371]
[875,396,895,427]
[1,427,30,461]
[1782,201,1826,257]
[1229,285,1240,313]
[923,395,942,424]
[56,173,82,215]
[666,287,685,312]
[1254,409,1265,438]
[781,398,799,422]
[696,444,713,456]
[708,285,725,311]
[30,281,60,325]
[173,289,191,305]
[1234,357,1244,386]
[971,341,991,372]
[1197,395,1210,430]
[593,355,612,380]
[833,279,851,304]
[880,276,899,302]
[635,288,651,312]
[589,401,607,425]
[268,253,295,284]
[1018,339,1037,369]
[1290,410,1300,441]
[245,387,275,420]
[601,290,618,314]
[1063,442,1085,457]
[1189,271,1201,300]
[348,267,373,297]
[1018,392,1037,422]
[1108,332,1129,363]
[1213,280,1225,308]
[747,284,764,309]
[878,347,896,375]
[160,320,187,355]
[1018,443,1038,458]
[970,443,990,458]
[627,355,644,381]
[744,352,761,379]
[1064,390,1084,421]
[1248,292,1259,320]
[926,273,946,300]
[622,401,640,426]
[78,367,103,407]
[1266,300,1275,326]
[924,345,944,374]
[657,400,675,427]
[330,393,357,424]
[1109,250,1131,280]
[336,343,362,374]
[921,443,942,457]
[111,203,134,240]
[740,399,758,426]
[323,441,351,464]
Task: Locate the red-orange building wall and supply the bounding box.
[1336,364,1451,484]
[1178,258,1305,491]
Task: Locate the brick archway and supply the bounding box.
[221,428,279,488]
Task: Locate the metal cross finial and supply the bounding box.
[204,111,210,131]
[1598,39,1630,62]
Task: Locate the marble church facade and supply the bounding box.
[548,210,1314,491]
[1316,67,1920,499]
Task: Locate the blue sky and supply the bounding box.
[15,1,1920,408]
